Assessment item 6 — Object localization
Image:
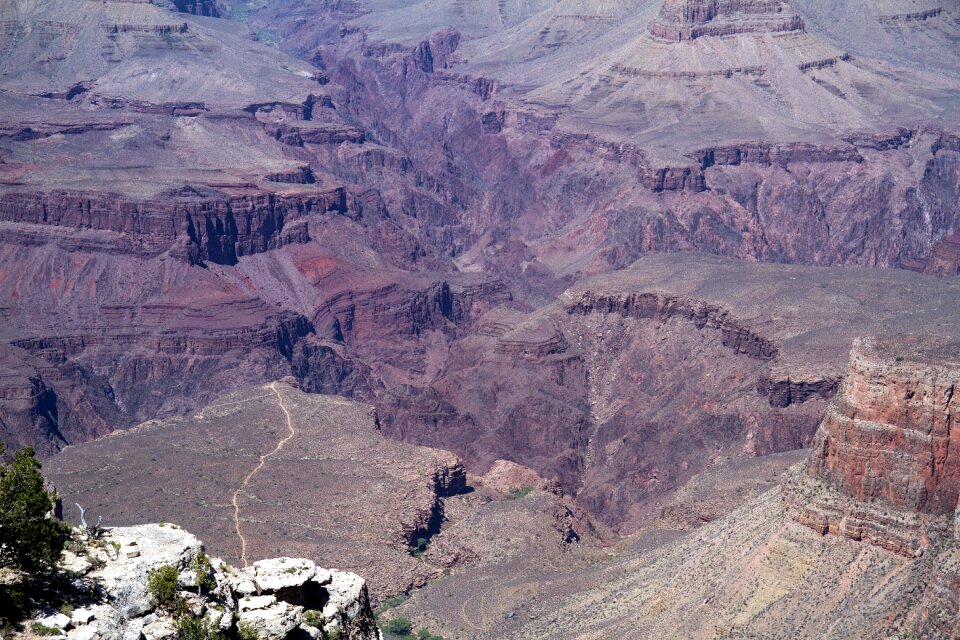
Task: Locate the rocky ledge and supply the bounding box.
[28,523,379,640]
[648,0,805,41]
[784,335,960,556]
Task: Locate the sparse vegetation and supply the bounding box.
[237,621,259,640]
[147,564,181,610]
[84,552,106,571]
[382,616,413,636]
[416,628,445,640]
[174,613,227,640]
[374,594,409,617]
[0,444,67,573]
[508,484,534,499]
[30,622,62,636]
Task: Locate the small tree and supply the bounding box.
[190,552,215,595]
[147,565,181,610]
[0,445,66,572]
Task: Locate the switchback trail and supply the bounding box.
[231,382,297,567]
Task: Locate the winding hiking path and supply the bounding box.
[231,382,297,567]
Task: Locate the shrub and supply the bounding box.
[374,594,408,617]
[508,484,533,499]
[31,622,62,636]
[410,537,429,558]
[190,552,215,595]
[174,613,227,640]
[383,617,412,636]
[302,610,324,628]
[324,629,342,640]
[237,622,259,640]
[0,584,29,629]
[417,630,444,640]
[0,445,67,572]
[147,565,180,610]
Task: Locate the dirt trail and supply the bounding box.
[230,382,297,567]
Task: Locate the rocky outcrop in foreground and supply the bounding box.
[37,524,379,640]
[785,335,960,556]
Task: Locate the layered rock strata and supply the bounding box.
[648,0,804,41]
[785,335,960,556]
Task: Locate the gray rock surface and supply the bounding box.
[52,524,381,640]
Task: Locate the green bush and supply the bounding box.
[0,445,67,572]
[417,629,445,640]
[190,552,215,595]
[508,484,534,499]
[374,594,408,617]
[147,565,180,610]
[302,610,324,629]
[383,617,412,636]
[410,537,429,558]
[237,622,259,640]
[174,613,226,640]
[324,629,342,640]
[31,622,62,636]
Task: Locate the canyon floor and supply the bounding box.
[3,0,960,636]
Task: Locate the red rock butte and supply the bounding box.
[786,335,960,555]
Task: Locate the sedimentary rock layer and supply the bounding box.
[786,335,960,556]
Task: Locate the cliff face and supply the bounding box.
[0,188,347,266]
[810,336,960,514]
[649,0,805,41]
[785,335,960,556]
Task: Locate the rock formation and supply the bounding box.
[380,254,960,530]
[785,335,960,556]
[648,0,805,41]
[35,523,378,640]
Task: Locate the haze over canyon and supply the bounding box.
[1,0,960,637]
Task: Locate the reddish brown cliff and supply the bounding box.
[785,335,960,556]
[0,188,348,265]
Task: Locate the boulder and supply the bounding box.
[237,601,302,639]
[36,611,72,630]
[252,558,317,591]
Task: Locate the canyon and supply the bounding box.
[391,334,960,638]
[1,0,959,636]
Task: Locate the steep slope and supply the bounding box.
[380,253,960,530]
[394,334,960,639]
